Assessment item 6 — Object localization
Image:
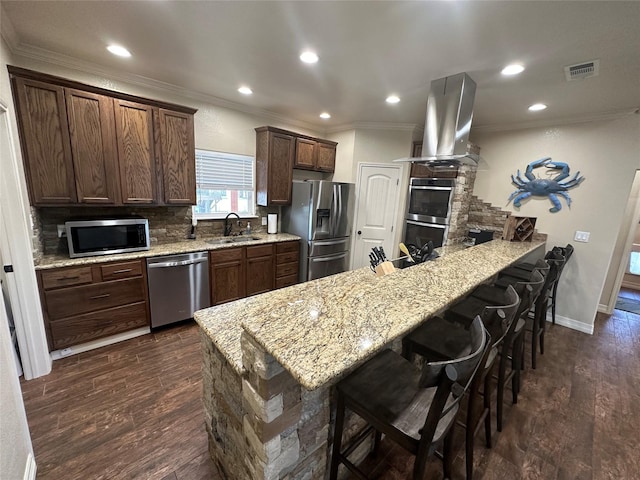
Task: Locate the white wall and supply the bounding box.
[472,114,640,331]
[327,129,356,183]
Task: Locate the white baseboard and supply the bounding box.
[24,452,36,480]
[546,312,594,335]
[50,327,151,360]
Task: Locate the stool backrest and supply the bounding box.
[481,285,520,348]
[417,316,488,451]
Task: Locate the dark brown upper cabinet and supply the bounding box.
[255,127,295,206]
[9,66,197,207]
[66,89,120,204]
[158,108,196,205]
[316,140,337,172]
[255,126,338,206]
[114,99,157,204]
[294,137,316,170]
[13,77,77,204]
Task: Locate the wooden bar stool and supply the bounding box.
[329,317,489,480]
[442,271,545,430]
[402,286,520,480]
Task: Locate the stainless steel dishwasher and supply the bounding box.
[146,251,210,328]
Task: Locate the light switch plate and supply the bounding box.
[574,231,590,243]
[57,224,66,238]
[261,217,267,226]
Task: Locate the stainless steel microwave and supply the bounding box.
[65,218,150,258]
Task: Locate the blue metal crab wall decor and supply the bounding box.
[507,157,585,213]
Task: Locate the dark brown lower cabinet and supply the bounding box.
[210,247,246,305]
[37,260,150,351]
[246,244,274,297]
[210,240,299,306]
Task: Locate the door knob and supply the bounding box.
[357,230,362,235]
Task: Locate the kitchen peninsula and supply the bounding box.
[195,239,545,479]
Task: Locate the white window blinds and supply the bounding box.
[195,150,253,191]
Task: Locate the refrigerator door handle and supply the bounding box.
[311,252,349,262]
[336,184,343,236]
[330,185,337,237]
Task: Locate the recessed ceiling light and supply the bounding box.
[386,95,401,104]
[300,51,319,64]
[319,112,331,119]
[502,64,525,76]
[107,45,131,58]
[238,86,253,95]
[528,103,547,111]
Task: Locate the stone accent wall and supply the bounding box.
[201,330,250,479]
[33,205,278,256]
[446,165,477,245]
[200,325,382,480]
[466,195,512,240]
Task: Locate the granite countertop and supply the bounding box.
[35,233,300,270]
[195,239,545,390]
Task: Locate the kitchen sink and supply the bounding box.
[206,236,261,245]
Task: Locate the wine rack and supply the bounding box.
[502,215,536,242]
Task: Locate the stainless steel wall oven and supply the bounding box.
[403,178,455,248]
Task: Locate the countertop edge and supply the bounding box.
[35,233,301,270]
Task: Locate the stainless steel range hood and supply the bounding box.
[396,72,479,167]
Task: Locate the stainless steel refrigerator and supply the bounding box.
[281,180,355,282]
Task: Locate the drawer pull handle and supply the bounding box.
[89,294,111,300]
[109,269,133,275]
[59,275,80,281]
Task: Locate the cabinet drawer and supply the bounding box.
[276,262,299,278]
[276,251,298,265]
[210,247,244,263]
[100,260,142,280]
[49,301,148,350]
[246,244,273,259]
[276,241,299,254]
[41,266,93,290]
[275,274,298,289]
[45,277,145,320]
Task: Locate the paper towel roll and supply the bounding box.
[267,214,277,234]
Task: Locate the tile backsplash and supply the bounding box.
[34,205,279,258]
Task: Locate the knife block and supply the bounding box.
[375,261,396,277]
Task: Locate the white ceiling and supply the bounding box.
[2,1,639,131]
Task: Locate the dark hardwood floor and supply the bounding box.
[21,307,640,479]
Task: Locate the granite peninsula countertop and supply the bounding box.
[195,239,545,390]
[35,233,300,270]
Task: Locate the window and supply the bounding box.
[194,149,255,219]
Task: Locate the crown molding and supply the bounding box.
[326,122,418,134]
[472,108,639,134]
[8,42,326,133]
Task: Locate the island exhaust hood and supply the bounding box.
[396,72,479,167]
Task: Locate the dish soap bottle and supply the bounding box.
[246,222,251,235]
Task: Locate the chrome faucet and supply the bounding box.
[224,212,240,236]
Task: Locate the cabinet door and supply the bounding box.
[66,89,120,204]
[256,130,294,206]
[13,78,76,204]
[158,108,196,205]
[294,137,316,170]
[246,244,274,296]
[114,99,157,204]
[246,255,274,296]
[316,141,336,172]
[210,248,246,305]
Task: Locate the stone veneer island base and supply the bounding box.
[195,239,546,479]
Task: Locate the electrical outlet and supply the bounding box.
[57,224,66,238]
[60,347,73,357]
[261,216,267,226]
[574,231,590,243]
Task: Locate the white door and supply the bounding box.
[352,164,402,270]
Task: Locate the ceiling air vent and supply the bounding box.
[564,60,600,81]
